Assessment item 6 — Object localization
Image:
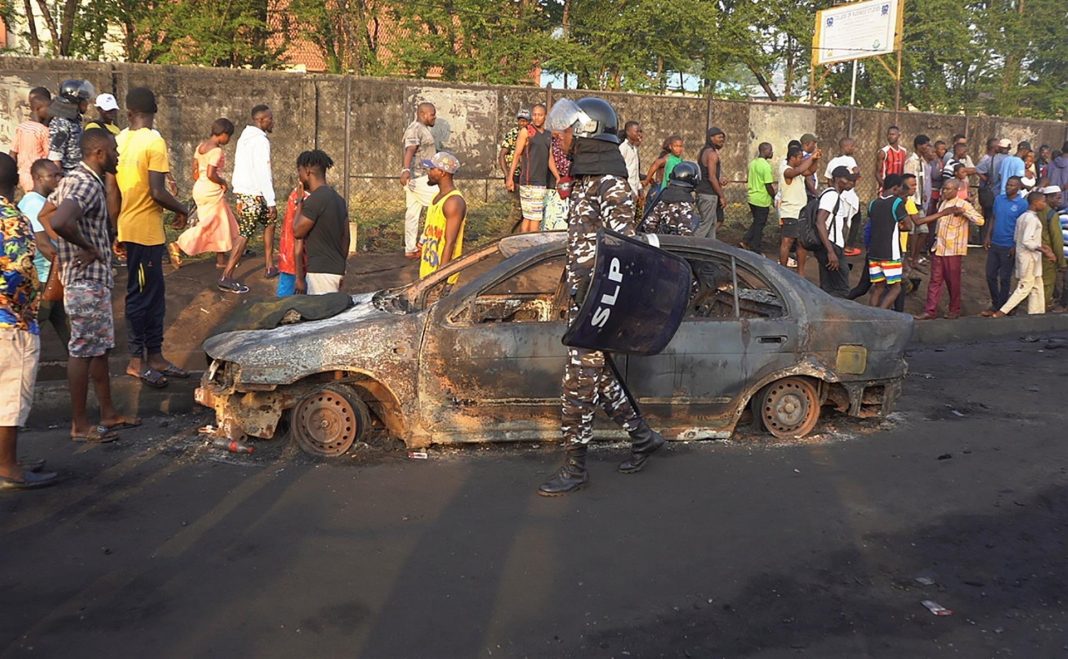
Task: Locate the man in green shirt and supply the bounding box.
[741,142,776,253]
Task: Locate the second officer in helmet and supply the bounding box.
[640,160,700,235]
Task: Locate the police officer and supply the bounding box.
[48,79,95,173]
[538,97,667,497]
[640,160,700,235]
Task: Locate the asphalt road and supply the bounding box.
[3,336,1068,658]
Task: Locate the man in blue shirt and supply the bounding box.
[998,142,1030,195]
[17,159,69,350]
[982,176,1028,314]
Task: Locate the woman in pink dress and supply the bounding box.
[177,118,248,294]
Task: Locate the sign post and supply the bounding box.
[811,0,905,118]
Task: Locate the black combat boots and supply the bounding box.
[618,422,666,473]
[538,443,589,496]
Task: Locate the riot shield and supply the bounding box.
[562,230,692,355]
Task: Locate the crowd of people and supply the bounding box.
[496,111,1068,318]
[2,78,1067,491]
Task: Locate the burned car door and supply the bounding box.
[419,251,569,440]
[732,259,799,384]
[623,250,750,432]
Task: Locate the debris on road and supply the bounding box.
[408,451,429,460]
[211,438,255,454]
[921,600,953,616]
[938,453,953,460]
[915,576,936,586]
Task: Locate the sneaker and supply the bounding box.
[844,247,862,257]
[218,280,250,294]
[787,257,798,268]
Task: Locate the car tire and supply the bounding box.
[291,383,372,458]
[758,377,820,439]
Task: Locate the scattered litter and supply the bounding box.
[793,468,800,473]
[211,438,254,454]
[951,410,965,417]
[915,576,936,586]
[1020,336,1040,343]
[937,453,952,460]
[408,451,429,460]
[1026,386,1040,392]
[197,424,217,434]
[921,600,953,616]
[200,307,209,314]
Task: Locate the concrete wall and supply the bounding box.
[2,56,1066,220]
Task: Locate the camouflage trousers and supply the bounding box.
[561,347,642,445]
[639,200,697,236]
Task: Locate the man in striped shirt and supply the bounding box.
[876,125,908,193]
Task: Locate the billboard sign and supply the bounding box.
[813,0,903,66]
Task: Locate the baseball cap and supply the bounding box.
[516,109,531,120]
[94,93,119,112]
[421,151,461,174]
[707,126,725,138]
[831,165,857,181]
[1039,185,1062,195]
[800,133,818,144]
[998,138,1012,148]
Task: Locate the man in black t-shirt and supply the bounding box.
[866,174,909,309]
[293,150,350,295]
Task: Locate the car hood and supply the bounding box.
[203,292,419,385]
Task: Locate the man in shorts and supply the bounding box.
[865,174,909,309]
[49,129,138,443]
[0,152,58,489]
[232,105,279,277]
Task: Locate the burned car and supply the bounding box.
[196,233,911,457]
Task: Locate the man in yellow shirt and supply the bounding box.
[418,152,466,283]
[115,87,189,388]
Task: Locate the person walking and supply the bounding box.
[498,109,530,230]
[115,87,190,389]
[741,142,775,252]
[876,125,907,192]
[292,150,349,295]
[538,96,668,496]
[0,152,58,489]
[50,128,140,443]
[811,166,859,298]
[694,128,726,239]
[401,102,438,254]
[992,191,1053,317]
[10,87,51,194]
[177,118,248,294]
[824,137,862,256]
[84,93,120,136]
[1039,185,1065,310]
[48,80,95,174]
[914,179,984,319]
[981,176,1028,315]
[778,144,821,275]
[231,104,279,276]
[506,103,552,233]
[618,120,643,202]
[418,152,467,281]
[19,159,69,349]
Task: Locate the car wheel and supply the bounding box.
[759,377,820,439]
[291,383,372,457]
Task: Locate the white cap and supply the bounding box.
[94,93,119,112]
[1039,185,1062,195]
[998,138,1011,148]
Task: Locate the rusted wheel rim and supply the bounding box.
[761,378,820,439]
[293,387,361,457]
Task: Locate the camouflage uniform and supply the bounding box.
[562,174,644,445]
[639,200,698,236]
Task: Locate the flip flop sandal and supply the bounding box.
[131,367,169,388]
[102,417,142,432]
[71,425,119,443]
[217,280,250,295]
[18,459,46,472]
[264,266,280,279]
[159,364,189,379]
[0,470,58,490]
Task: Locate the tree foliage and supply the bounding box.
[4,0,1065,119]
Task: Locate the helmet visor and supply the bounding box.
[547,98,593,134]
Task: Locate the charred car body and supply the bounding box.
[196,233,911,456]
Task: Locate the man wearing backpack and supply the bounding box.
[778,144,821,276]
[809,166,858,298]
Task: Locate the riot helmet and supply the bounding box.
[546,96,620,144]
[668,161,700,188]
[59,79,96,104]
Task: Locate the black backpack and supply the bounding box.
[798,189,840,252]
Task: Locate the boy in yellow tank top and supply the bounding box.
[419,152,467,283]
